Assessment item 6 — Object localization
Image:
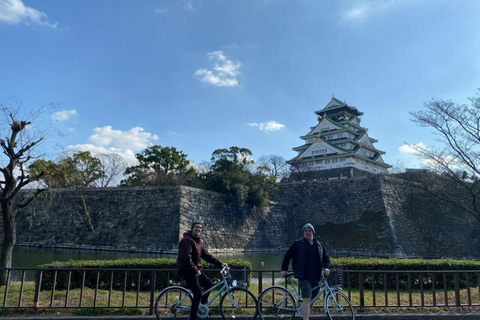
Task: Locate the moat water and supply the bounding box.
[8,246,284,270]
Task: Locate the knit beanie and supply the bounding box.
[302,223,315,234]
[191,221,203,230]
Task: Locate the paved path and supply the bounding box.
[3,313,480,320]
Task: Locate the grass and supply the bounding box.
[1,281,480,316]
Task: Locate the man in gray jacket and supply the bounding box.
[281,223,331,320]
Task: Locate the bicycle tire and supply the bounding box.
[155,286,192,320]
[324,290,355,320]
[257,286,296,320]
[219,287,258,320]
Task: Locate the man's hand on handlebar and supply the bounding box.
[323,268,330,277]
[281,271,288,278]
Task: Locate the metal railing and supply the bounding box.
[1,268,479,313]
[256,269,480,310]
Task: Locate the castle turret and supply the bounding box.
[287,96,390,174]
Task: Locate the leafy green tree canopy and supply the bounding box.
[205,146,276,207]
[121,145,195,186]
[29,151,105,188]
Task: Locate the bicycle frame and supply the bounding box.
[167,267,240,316]
[199,275,230,307]
[258,273,354,320]
[282,275,339,312]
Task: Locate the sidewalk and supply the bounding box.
[3,313,480,320]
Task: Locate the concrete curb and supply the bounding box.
[3,314,480,320]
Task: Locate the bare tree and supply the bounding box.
[389,159,407,174]
[409,89,480,225]
[0,105,48,285]
[96,152,126,187]
[257,155,288,181]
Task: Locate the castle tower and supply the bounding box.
[287,96,390,175]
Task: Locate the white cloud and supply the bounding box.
[66,126,160,167]
[154,7,168,14]
[167,130,181,136]
[399,142,426,155]
[51,109,77,123]
[0,0,57,28]
[249,121,286,133]
[194,51,241,87]
[66,144,138,166]
[88,126,159,151]
[183,1,194,11]
[342,0,416,22]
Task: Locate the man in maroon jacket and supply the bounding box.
[177,221,227,320]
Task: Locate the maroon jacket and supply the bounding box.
[177,231,222,276]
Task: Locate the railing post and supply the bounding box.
[149,270,156,315]
[258,270,263,294]
[33,269,43,312]
[454,272,461,307]
[359,272,365,311]
[3,269,11,307]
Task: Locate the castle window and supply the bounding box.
[312,149,327,155]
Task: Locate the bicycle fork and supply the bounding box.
[225,291,242,310]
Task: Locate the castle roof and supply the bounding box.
[314,96,364,117]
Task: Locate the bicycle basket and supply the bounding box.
[331,269,345,289]
[229,267,248,287]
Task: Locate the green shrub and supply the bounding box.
[38,258,251,292]
[332,257,480,290]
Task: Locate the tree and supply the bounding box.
[210,146,254,172]
[257,155,289,181]
[409,89,480,225]
[0,106,47,285]
[121,145,195,186]
[389,159,407,174]
[27,159,61,188]
[205,147,276,207]
[67,151,105,188]
[29,151,106,188]
[96,152,126,187]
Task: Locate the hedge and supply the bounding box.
[38,258,252,291]
[332,257,480,290]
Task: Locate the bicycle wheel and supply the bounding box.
[324,290,355,320]
[155,286,192,320]
[219,287,258,320]
[257,286,296,320]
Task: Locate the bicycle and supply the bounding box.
[155,266,258,320]
[257,271,354,320]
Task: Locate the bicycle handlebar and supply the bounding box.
[220,265,230,278]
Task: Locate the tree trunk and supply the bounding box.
[0,201,16,286]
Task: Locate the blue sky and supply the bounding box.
[1,0,479,170]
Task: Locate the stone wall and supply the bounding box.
[268,175,401,256]
[9,187,182,253]
[381,176,480,258]
[2,174,480,259]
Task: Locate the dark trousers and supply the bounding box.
[183,273,214,320]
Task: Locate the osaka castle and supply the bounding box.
[287,96,390,175]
